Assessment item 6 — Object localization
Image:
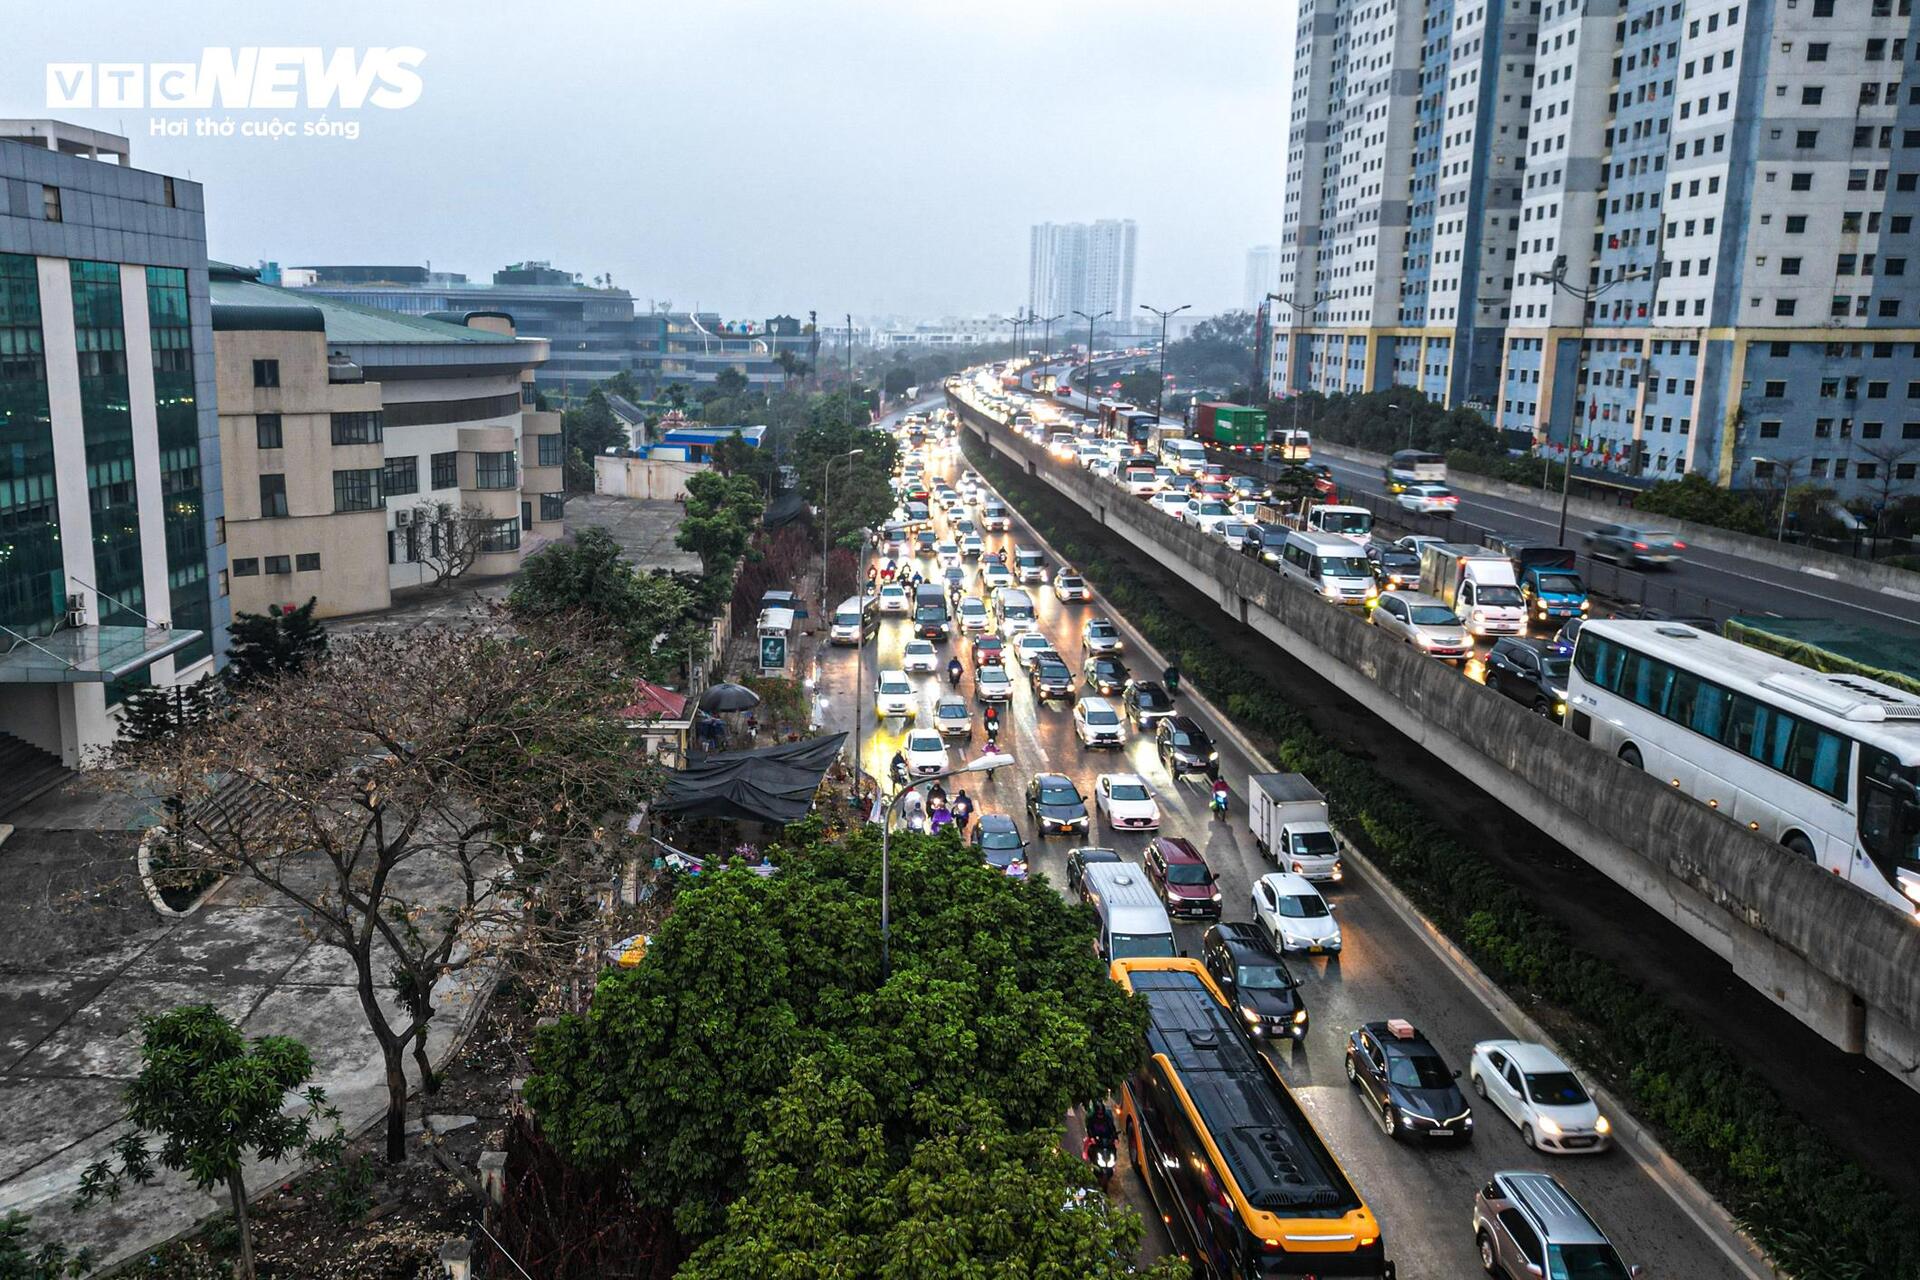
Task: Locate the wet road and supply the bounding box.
[810,437,1749,1280]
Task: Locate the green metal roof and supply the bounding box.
[208,263,517,346]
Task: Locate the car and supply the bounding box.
[1218,520,1253,551]
[1026,772,1091,837]
[1397,483,1459,514]
[1583,522,1685,568]
[1395,533,1445,559]
[979,561,1015,592]
[1012,632,1055,670]
[1226,475,1262,499]
[1344,1020,1473,1142]
[1242,523,1290,565]
[1145,836,1222,920]
[1014,548,1047,583]
[1366,542,1422,590]
[970,632,1006,668]
[1124,468,1162,496]
[1122,680,1176,726]
[904,730,948,776]
[1183,498,1234,533]
[1474,1172,1643,1280]
[1481,636,1571,719]
[1156,714,1218,779]
[1074,696,1127,749]
[915,529,938,556]
[933,693,973,738]
[1095,772,1160,828]
[957,596,990,633]
[1082,653,1131,696]
[1148,490,1189,518]
[1250,872,1341,954]
[878,583,910,614]
[1547,616,1585,660]
[901,638,941,674]
[971,813,1029,878]
[1054,570,1092,602]
[1081,617,1124,654]
[1030,654,1076,700]
[1468,1040,1612,1153]
[935,540,962,567]
[960,533,985,559]
[1369,591,1472,661]
[974,664,1014,703]
[981,503,1010,531]
[1065,847,1124,900]
[874,670,916,719]
[1203,922,1308,1042]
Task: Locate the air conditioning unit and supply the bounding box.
[395,509,413,526]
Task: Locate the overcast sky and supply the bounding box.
[7,1,1292,323]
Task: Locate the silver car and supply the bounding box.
[1369,591,1471,661]
[1583,522,1684,568]
[1473,1171,1642,1279]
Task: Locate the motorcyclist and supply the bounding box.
[929,796,953,833]
[901,789,926,830]
[1210,776,1230,818]
[978,739,1002,779]
[1163,659,1182,695]
[951,788,975,835]
[947,656,964,687]
[1085,1101,1117,1150]
[890,750,909,787]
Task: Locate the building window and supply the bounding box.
[383,454,419,496]
[232,558,259,576]
[430,450,457,489]
[259,473,289,518]
[537,433,566,467]
[255,413,283,449]
[1858,463,1881,479]
[1776,298,1798,316]
[539,492,565,522]
[296,552,321,572]
[329,411,383,445]
[520,381,536,406]
[265,555,292,575]
[252,358,279,388]
[162,176,176,208]
[42,186,61,222]
[1791,172,1814,191]
[1786,215,1807,233]
[1759,420,1781,438]
[474,450,517,490]
[332,467,381,512]
[479,518,522,554]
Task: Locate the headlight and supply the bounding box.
[1595,1115,1611,1135]
[1210,889,1223,902]
[1292,1009,1308,1025]
[1208,751,1219,761]
[1537,1116,1563,1136]
[1415,633,1434,649]
[1240,1004,1261,1023]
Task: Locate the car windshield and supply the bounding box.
[1291,831,1338,857]
[1199,502,1228,516]
[1527,1071,1591,1105]
[1039,661,1070,678]
[835,611,860,626]
[1387,1053,1455,1090]
[1546,1244,1633,1280]
[979,829,1021,851]
[980,671,1008,686]
[909,737,940,752]
[1410,606,1459,626]
[1088,710,1120,726]
[1110,933,1178,960]
[1039,783,1080,805]
[1324,511,1372,533]
[1224,523,1249,537]
[938,704,966,719]
[1166,863,1212,885]
[1537,573,1583,593]
[1170,730,1206,749]
[881,680,909,695]
[1089,624,1116,638]
[1319,556,1373,578]
[1277,893,1328,919]
[1060,576,1083,587]
[1136,687,1169,707]
[1478,585,1524,606]
[1108,781,1148,800]
[1236,964,1296,991]
[1005,603,1032,618]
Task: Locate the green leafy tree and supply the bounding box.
[710,431,774,489]
[881,364,916,400]
[1635,473,1769,535]
[563,388,628,464]
[1165,311,1258,387]
[509,527,704,677]
[676,470,764,576]
[224,598,327,688]
[1116,371,1163,406]
[792,409,899,546]
[709,368,750,402]
[0,1212,91,1279]
[76,1005,340,1280]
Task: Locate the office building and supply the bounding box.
[1245,245,1284,312]
[0,122,228,768]
[1029,220,1137,326]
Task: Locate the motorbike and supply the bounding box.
[1085,1132,1117,1189]
[1209,783,1229,820]
[947,660,964,687]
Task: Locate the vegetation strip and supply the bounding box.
[964,431,1920,1280]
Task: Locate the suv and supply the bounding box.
[1082,652,1131,696]
[1202,922,1307,1042]
[1481,637,1571,720]
[1144,836,1222,921]
[1344,1020,1472,1143]
[1026,773,1090,837]
[1122,679,1176,727]
[1473,1171,1643,1279]
[1030,653,1076,700]
[1156,715,1218,779]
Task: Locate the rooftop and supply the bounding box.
[209,263,521,346]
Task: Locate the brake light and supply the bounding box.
[1632,541,1649,550]
[1672,540,1686,549]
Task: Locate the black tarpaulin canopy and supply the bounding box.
[657,732,847,824]
[762,491,806,528]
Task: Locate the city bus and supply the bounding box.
[1110,957,1395,1279]
[1567,619,1920,910]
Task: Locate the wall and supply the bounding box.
[953,395,1920,1087]
[594,452,704,501]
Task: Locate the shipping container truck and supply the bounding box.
[1248,773,1343,882]
[1192,402,1272,450]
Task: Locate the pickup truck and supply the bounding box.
[1247,773,1343,883]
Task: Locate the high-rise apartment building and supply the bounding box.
[1274,0,1920,498]
[1246,245,1285,312]
[1029,220,1137,326]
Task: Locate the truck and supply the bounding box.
[1304,503,1375,548]
[1191,402,1271,451]
[1120,409,1160,446]
[1097,400,1136,435]
[1481,533,1589,624]
[1248,773,1343,883]
[1418,541,1526,637]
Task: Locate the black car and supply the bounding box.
[1030,655,1077,700]
[1203,922,1308,1042]
[970,813,1029,879]
[1481,637,1571,720]
[1241,522,1289,565]
[1122,680,1176,727]
[1547,616,1585,661]
[1065,846,1124,900]
[1367,542,1421,591]
[1156,714,1218,779]
[1083,653,1131,696]
[1344,1020,1472,1143]
[1025,773,1090,837]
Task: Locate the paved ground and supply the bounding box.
[0,775,490,1271]
[568,492,702,574]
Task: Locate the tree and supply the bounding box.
[525,827,1146,1240]
[1635,473,1770,535]
[709,431,773,489]
[1116,371,1162,406]
[676,470,764,577]
[563,389,628,463]
[76,1005,339,1280]
[881,364,916,400]
[709,368,750,402]
[510,528,704,677]
[1165,311,1258,388]
[119,678,218,745]
[225,598,328,687]
[0,1212,91,1279]
[774,349,811,384]
[410,500,497,586]
[792,410,899,546]
[118,618,655,1163]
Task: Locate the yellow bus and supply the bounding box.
[1111,957,1394,1279]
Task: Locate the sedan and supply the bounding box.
[903,730,948,777]
[1054,570,1092,602]
[1073,696,1126,749]
[1345,1021,1472,1143]
[901,638,941,674]
[1026,773,1091,837]
[957,597,990,633]
[1083,653,1131,696]
[1397,483,1458,514]
[974,664,1014,704]
[878,583,910,614]
[1367,543,1421,591]
[1218,521,1253,552]
[972,813,1029,878]
[1468,1039,1611,1153]
[1030,655,1077,700]
[874,670,916,719]
[1184,499,1233,532]
[935,541,963,567]
[1251,872,1341,954]
[1370,592,1471,661]
[1096,773,1161,830]
[1065,846,1124,900]
[979,562,1015,592]
[1204,922,1307,1042]
[960,534,985,559]
[1482,637,1571,719]
[1013,632,1054,670]
[1148,491,1189,519]
[933,693,973,738]
[1584,522,1685,567]
[1122,680,1176,726]
[1082,617,1124,654]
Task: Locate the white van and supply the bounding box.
[1305,504,1375,549]
[1278,530,1377,606]
[828,594,877,646]
[1083,862,1178,963]
[1162,438,1208,474]
[993,586,1037,635]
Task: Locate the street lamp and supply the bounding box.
[1751,456,1798,542]
[821,447,864,613]
[1264,291,1331,466]
[1386,402,1409,451]
[1139,303,1192,421]
[1035,312,1064,368]
[878,751,1012,977]
[1073,308,1113,412]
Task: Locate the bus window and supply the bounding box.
[1784,720,1849,799]
[1623,650,1671,712]
[1724,694,1761,756]
[1859,746,1920,876]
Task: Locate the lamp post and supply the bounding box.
[1073,308,1113,408]
[1265,291,1331,467]
[878,751,1012,978]
[1386,402,1409,451]
[1036,312,1063,369]
[1752,456,1798,542]
[1139,303,1192,421]
[821,447,864,613]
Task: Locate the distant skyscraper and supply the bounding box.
[1245,245,1283,312]
[1029,220,1136,326]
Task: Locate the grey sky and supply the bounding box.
[6,1,1292,323]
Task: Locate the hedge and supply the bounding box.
[964,432,1920,1280]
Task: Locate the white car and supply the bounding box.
[904,729,949,777]
[1396,534,1445,558]
[1081,617,1123,654]
[1250,872,1342,955]
[1073,696,1126,749]
[1124,469,1162,496]
[933,693,973,738]
[902,638,941,674]
[1219,521,1253,551]
[1468,1040,1612,1154]
[935,541,963,567]
[957,596,990,632]
[961,533,985,559]
[1185,498,1233,533]
[1095,772,1160,830]
[980,562,1014,592]
[878,583,910,614]
[1088,457,1117,480]
[1149,491,1189,519]
[1369,591,1471,661]
[874,670,916,719]
[1397,484,1459,514]
[974,664,1014,704]
[945,504,967,525]
[1012,632,1054,670]
[1054,571,1091,603]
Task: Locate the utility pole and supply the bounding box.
[1139,303,1191,420]
[1036,312,1063,365]
[1073,308,1113,407]
[1266,291,1330,463]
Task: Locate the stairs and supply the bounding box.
[0,732,73,818]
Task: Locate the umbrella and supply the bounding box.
[699,682,762,713]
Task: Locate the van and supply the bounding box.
[993,586,1036,635]
[912,584,950,640]
[1305,503,1375,548]
[1082,862,1178,963]
[981,501,1010,532]
[1014,547,1047,583]
[1278,530,1377,606]
[1162,438,1208,474]
[829,594,877,646]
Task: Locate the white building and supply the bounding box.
[1029,220,1137,327]
[1245,245,1283,312]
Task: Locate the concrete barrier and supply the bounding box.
[953,397,1920,1086]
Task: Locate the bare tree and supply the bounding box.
[1856,440,1918,531]
[410,500,499,586]
[117,612,657,1162]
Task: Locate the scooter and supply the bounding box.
[1085,1132,1117,1189]
[1209,783,1229,821]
